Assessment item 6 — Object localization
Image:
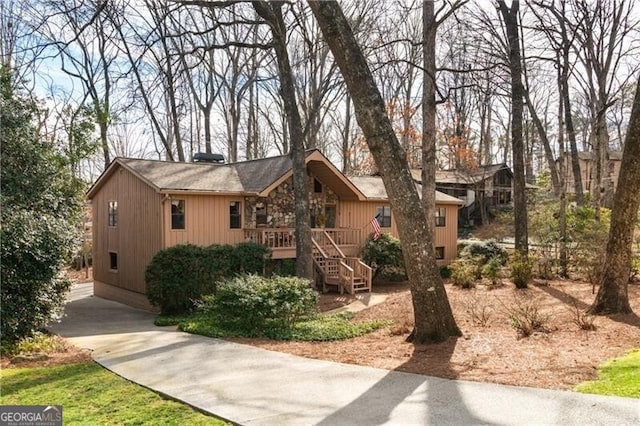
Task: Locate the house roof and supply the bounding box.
[411,164,513,185]
[87,150,367,201]
[349,176,464,205]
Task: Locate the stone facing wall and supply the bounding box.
[244,176,337,228]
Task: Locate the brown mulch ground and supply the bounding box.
[232,279,640,391]
[5,271,639,393]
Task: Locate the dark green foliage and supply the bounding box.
[145,242,271,314]
[450,240,508,289]
[229,242,271,275]
[267,259,297,277]
[262,313,390,341]
[201,275,318,332]
[460,240,508,266]
[174,311,388,342]
[361,233,405,279]
[439,265,452,279]
[203,244,234,282]
[145,244,213,315]
[0,67,84,345]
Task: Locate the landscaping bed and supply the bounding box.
[231,279,640,391]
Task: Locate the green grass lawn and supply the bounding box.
[0,362,228,425]
[575,349,640,398]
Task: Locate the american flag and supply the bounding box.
[370,214,381,241]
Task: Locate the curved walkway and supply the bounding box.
[49,283,639,425]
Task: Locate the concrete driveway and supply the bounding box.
[49,283,640,425]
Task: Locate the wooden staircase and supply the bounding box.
[311,230,372,294]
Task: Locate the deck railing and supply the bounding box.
[245,227,361,250]
[244,228,295,249]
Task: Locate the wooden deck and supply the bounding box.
[244,227,362,259]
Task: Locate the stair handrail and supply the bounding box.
[338,260,354,293]
[322,230,346,258]
[311,237,330,259]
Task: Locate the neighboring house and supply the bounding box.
[560,151,621,204]
[411,164,514,226]
[87,150,463,310]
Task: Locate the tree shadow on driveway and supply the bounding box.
[316,337,486,425]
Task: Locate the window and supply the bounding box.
[109,252,118,271]
[256,203,267,226]
[435,247,445,260]
[314,178,323,193]
[435,207,446,227]
[230,201,242,229]
[108,201,118,227]
[171,200,185,230]
[376,205,392,228]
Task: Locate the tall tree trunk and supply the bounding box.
[341,94,352,174]
[556,59,568,277]
[562,66,584,204]
[253,1,313,280]
[589,78,639,315]
[309,1,460,344]
[422,1,437,237]
[498,0,528,254]
[592,105,610,222]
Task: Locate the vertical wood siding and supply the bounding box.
[163,194,246,248]
[339,200,459,263]
[92,167,162,295]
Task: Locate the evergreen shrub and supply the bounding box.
[202,275,318,332]
[361,233,405,279]
[145,242,271,314]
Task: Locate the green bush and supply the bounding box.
[145,242,271,315]
[449,258,477,289]
[146,244,213,315]
[274,259,297,277]
[439,265,452,279]
[510,252,533,289]
[482,256,503,287]
[460,240,508,266]
[203,275,318,332]
[361,233,405,279]
[1,70,84,346]
[230,242,271,275]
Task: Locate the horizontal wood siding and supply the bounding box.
[339,200,459,264]
[92,167,162,296]
[163,194,246,248]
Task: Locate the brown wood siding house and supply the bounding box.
[87,150,463,309]
[560,151,621,207]
[412,164,515,226]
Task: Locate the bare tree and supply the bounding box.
[309,1,460,344]
[569,0,639,218]
[251,1,312,279]
[497,0,528,254]
[35,0,117,167]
